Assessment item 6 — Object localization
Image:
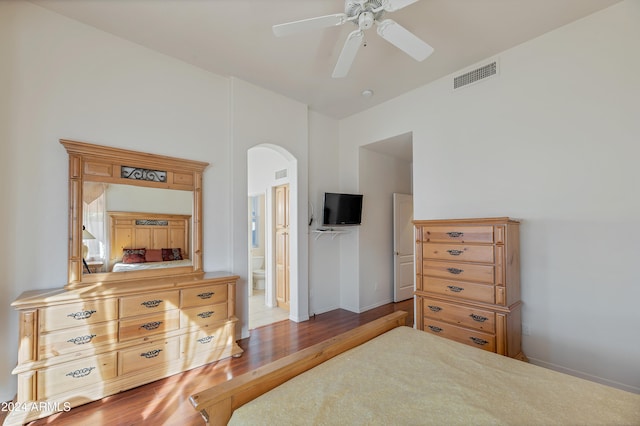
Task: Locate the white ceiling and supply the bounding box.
[31,0,620,119]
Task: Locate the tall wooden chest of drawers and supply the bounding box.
[7,272,243,425]
[414,218,525,360]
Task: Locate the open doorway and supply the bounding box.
[247,145,293,329]
[358,132,414,310]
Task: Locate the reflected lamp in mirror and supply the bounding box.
[82,226,95,273]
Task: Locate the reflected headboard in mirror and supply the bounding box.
[61,139,209,288]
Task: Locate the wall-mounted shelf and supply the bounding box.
[311,229,349,240]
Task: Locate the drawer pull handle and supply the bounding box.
[470,337,489,346]
[140,349,162,359]
[427,325,443,333]
[140,321,163,330]
[470,314,488,323]
[66,366,95,378]
[197,311,214,319]
[446,249,464,256]
[197,336,215,344]
[141,300,163,308]
[67,310,96,320]
[447,285,464,293]
[427,305,442,312]
[197,292,215,299]
[447,268,464,275]
[67,334,97,345]
[446,232,464,238]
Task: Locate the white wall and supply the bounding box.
[105,185,193,215]
[358,148,412,311]
[339,0,640,392]
[308,111,341,314]
[247,147,288,195]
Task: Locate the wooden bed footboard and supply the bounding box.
[189,310,409,425]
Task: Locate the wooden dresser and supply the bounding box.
[7,272,242,425]
[414,217,525,360]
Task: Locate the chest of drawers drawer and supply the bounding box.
[422,226,494,244]
[119,337,180,376]
[423,260,494,284]
[39,299,118,333]
[36,352,117,400]
[38,321,119,360]
[422,243,494,263]
[423,298,495,333]
[180,324,233,355]
[422,318,496,353]
[423,277,495,304]
[181,285,227,307]
[120,290,180,318]
[180,303,228,328]
[119,310,180,341]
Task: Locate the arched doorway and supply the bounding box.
[247,145,299,329]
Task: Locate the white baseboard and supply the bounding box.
[309,304,340,316]
[528,357,640,394]
[358,298,394,314]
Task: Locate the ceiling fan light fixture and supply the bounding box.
[358,11,375,30]
[273,0,432,78]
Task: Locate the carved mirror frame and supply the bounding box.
[61,139,209,289]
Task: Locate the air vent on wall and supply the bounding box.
[453,61,498,90]
[275,169,287,179]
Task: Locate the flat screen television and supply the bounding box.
[322,192,363,226]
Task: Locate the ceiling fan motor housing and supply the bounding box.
[346,0,386,25]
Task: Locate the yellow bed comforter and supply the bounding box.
[229,326,640,425]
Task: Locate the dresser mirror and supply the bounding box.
[61,139,209,288]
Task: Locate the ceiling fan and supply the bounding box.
[272,0,434,78]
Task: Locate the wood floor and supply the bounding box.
[19,299,413,426]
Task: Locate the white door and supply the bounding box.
[393,193,414,302]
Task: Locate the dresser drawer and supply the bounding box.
[119,337,180,375]
[423,260,494,284]
[180,303,228,328]
[180,324,233,355]
[120,291,180,318]
[36,352,117,399]
[38,321,119,360]
[181,285,227,308]
[422,226,494,244]
[39,299,118,333]
[119,310,180,341]
[422,298,495,333]
[422,243,494,264]
[424,277,495,304]
[422,319,496,352]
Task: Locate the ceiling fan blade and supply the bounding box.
[332,30,364,78]
[273,13,347,37]
[382,0,419,12]
[376,19,434,61]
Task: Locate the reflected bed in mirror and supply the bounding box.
[83,183,193,274]
[61,139,208,288]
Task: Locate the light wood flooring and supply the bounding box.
[6,299,413,426]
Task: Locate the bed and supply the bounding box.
[108,211,191,272]
[189,311,640,425]
[111,258,192,272]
